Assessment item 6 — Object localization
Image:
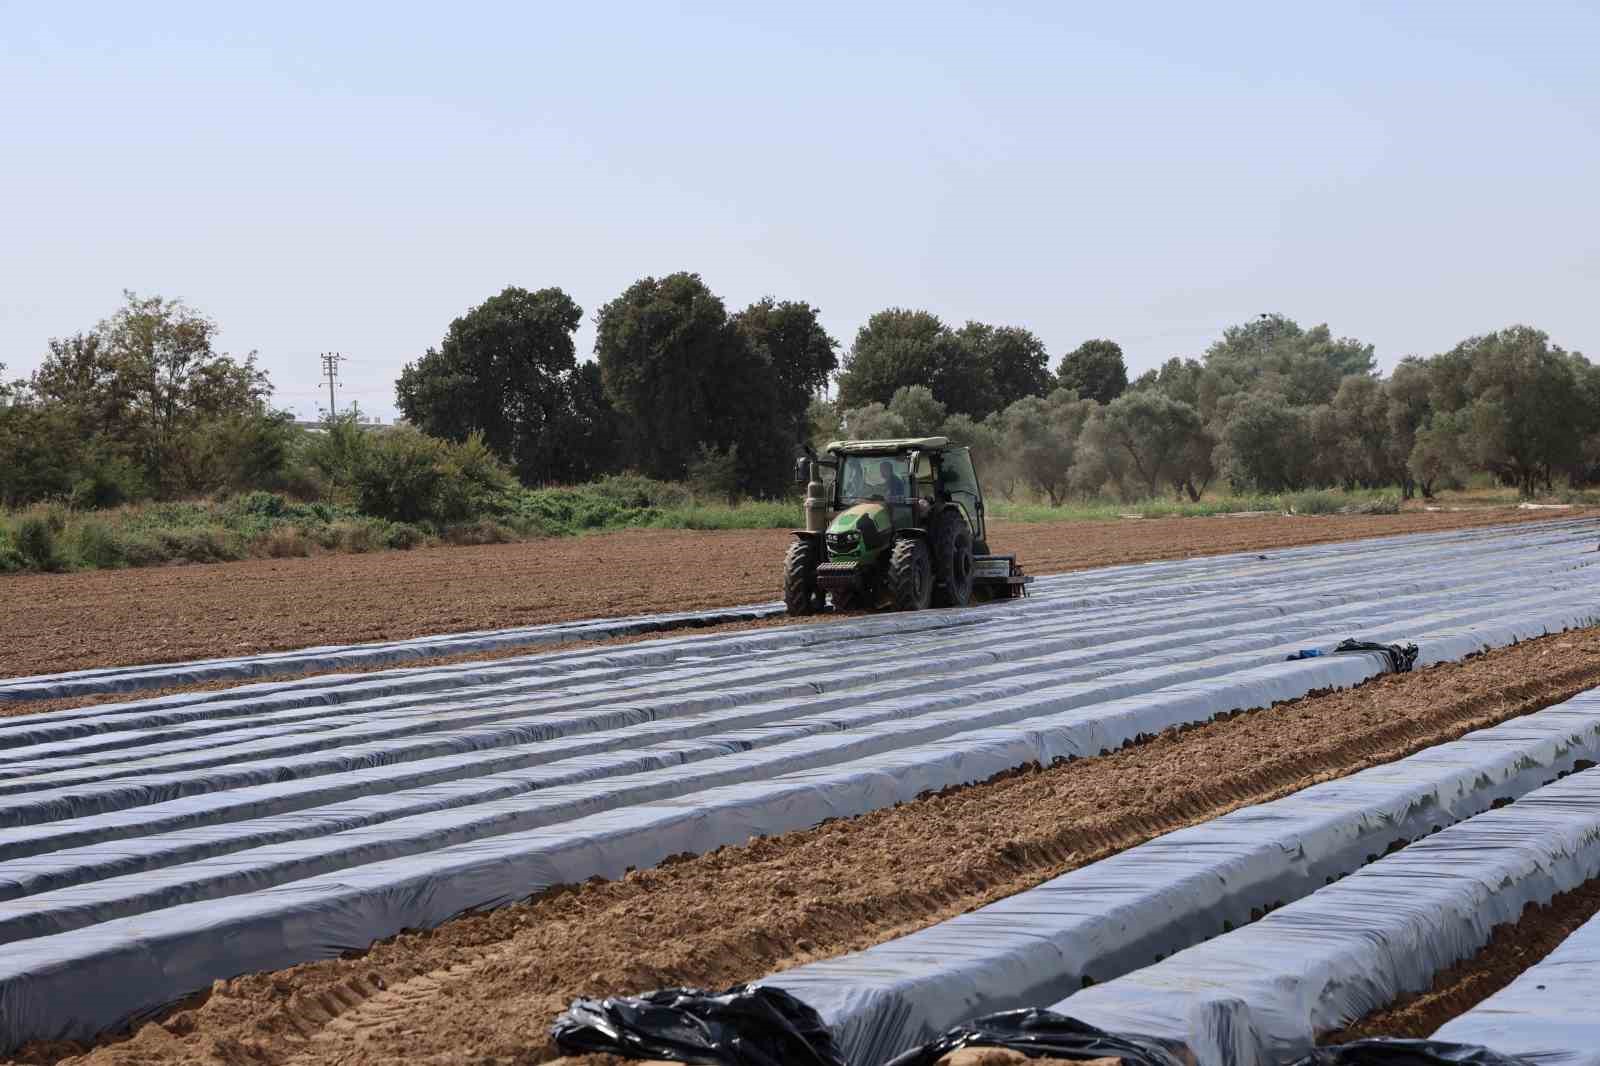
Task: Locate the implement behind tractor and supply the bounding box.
[783,437,1032,615]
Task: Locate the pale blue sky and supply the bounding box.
[4,1,1596,420]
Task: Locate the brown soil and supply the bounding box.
[0,509,1564,681]
[15,624,1600,1066]
[1323,878,1600,1044]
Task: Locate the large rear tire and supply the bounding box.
[888,537,933,611]
[931,510,975,608]
[783,539,819,616]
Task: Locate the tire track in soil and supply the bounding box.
[17,627,1600,1066]
[1323,879,1600,1044]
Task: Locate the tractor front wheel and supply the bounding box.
[888,537,933,611]
[783,538,820,616]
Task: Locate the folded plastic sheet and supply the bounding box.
[1429,896,1600,1064]
[0,520,1596,1052]
[1049,765,1600,1066]
[763,689,1600,1066]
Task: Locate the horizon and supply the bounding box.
[4,1,1596,420]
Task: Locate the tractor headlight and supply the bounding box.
[826,531,860,553]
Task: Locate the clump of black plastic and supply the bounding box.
[550,984,846,1066]
[1332,638,1421,673]
[882,1009,1186,1066]
[1288,1036,1535,1065]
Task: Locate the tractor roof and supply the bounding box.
[824,436,951,455]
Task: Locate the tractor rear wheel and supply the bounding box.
[888,537,933,611]
[783,538,820,615]
[932,510,975,608]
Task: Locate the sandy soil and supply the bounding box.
[0,508,1565,680]
[15,623,1600,1066]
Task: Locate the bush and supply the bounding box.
[1288,490,1342,515]
[1344,494,1402,515]
[442,518,515,545]
[384,522,427,550]
[75,520,127,569]
[15,516,62,571]
[262,526,311,558]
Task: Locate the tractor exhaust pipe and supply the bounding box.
[803,459,829,533]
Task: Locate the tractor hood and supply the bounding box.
[826,502,892,557]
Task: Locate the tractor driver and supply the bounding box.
[875,459,906,498]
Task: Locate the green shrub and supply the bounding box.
[384,522,426,550]
[233,491,289,519]
[15,516,62,571]
[75,520,127,569]
[333,520,383,553]
[262,526,311,558]
[1288,490,1342,515]
[442,518,515,545]
[1345,494,1402,515]
[586,473,692,509]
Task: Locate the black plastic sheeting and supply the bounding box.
[1289,1038,1535,1066]
[883,1009,1187,1066]
[1331,639,1420,673]
[551,985,846,1066]
[551,995,1187,1066]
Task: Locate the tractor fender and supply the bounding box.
[789,530,823,543]
[893,527,929,540]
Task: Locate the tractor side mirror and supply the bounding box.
[795,457,811,485]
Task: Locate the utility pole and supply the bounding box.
[320,352,342,417]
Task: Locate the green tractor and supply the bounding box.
[783,436,1032,615]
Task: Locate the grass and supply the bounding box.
[1,478,1571,576]
[989,487,1405,522]
[0,485,797,575]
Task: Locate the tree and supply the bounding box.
[732,298,838,444]
[993,389,1093,505]
[1056,339,1128,404]
[1330,375,1394,488]
[596,272,789,493]
[92,292,272,495]
[887,385,948,435]
[835,309,987,415]
[1409,411,1470,498]
[1203,314,1375,407]
[396,286,582,482]
[1385,358,1434,498]
[960,322,1052,412]
[525,362,620,484]
[1457,326,1585,495]
[1222,394,1316,493]
[1100,391,1206,498]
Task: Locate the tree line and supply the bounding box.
[3,284,1596,511]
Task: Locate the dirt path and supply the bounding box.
[1323,879,1600,1044]
[18,624,1600,1066]
[0,509,1565,679]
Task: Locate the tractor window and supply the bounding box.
[938,449,984,536]
[838,455,911,503]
